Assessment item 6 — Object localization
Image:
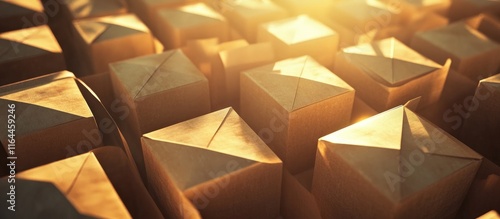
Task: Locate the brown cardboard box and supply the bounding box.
[0,71,101,171]
[240,56,355,173]
[182,38,249,110]
[109,49,211,172]
[212,42,275,108]
[449,0,500,21]
[0,0,44,32]
[141,107,282,219]
[13,151,131,218]
[0,25,66,86]
[216,0,288,42]
[62,0,127,20]
[411,22,500,80]
[154,3,229,49]
[258,15,338,67]
[321,0,401,47]
[73,14,156,75]
[460,74,500,165]
[312,105,483,218]
[335,37,449,112]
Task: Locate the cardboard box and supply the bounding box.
[73,14,156,75]
[460,74,500,165]
[411,22,500,80]
[182,38,249,110]
[0,71,101,171]
[312,105,483,218]
[240,56,355,173]
[216,0,288,42]
[62,0,127,20]
[154,3,229,49]
[13,152,131,218]
[0,25,66,86]
[258,15,338,67]
[212,42,275,108]
[335,37,449,112]
[321,0,401,47]
[141,107,282,219]
[0,0,44,32]
[449,0,500,21]
[109,49,211,172]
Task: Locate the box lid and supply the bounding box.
[415,22,500,58]
[158,3,226,28]
[110,49,206,100]
[244,56,353,112]
[261,15,336,45]
[65,0,127,20]
[0,25,62,63]
[0,0,43,17]
[320,106,482,202]
[74,14,149,45]
[17,152,131,218]
[0,72,93,138]
[142,107,281,190]
[342,37,442,86]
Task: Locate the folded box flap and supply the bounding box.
[263,15,335,45]
[0,0,44,15]
[17,152,131,219]
[245,56,353,111]
[0,77,94,138]
[111,50,206,99]
[0,25,62,54]
[75,14,148,44]
[342,38,441,86]
[161,3,226,28]
[419,22,500,58]
[144,107,281,164]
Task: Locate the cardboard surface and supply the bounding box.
[0,72,100,171]
[336,37,449,112]
[241,56,354,173]
[258,15,339,67]
[0,25,66,85]
[73,14,156,75]
[312,106,482,218]
[142,107,282,219]
[16,152,131,218]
